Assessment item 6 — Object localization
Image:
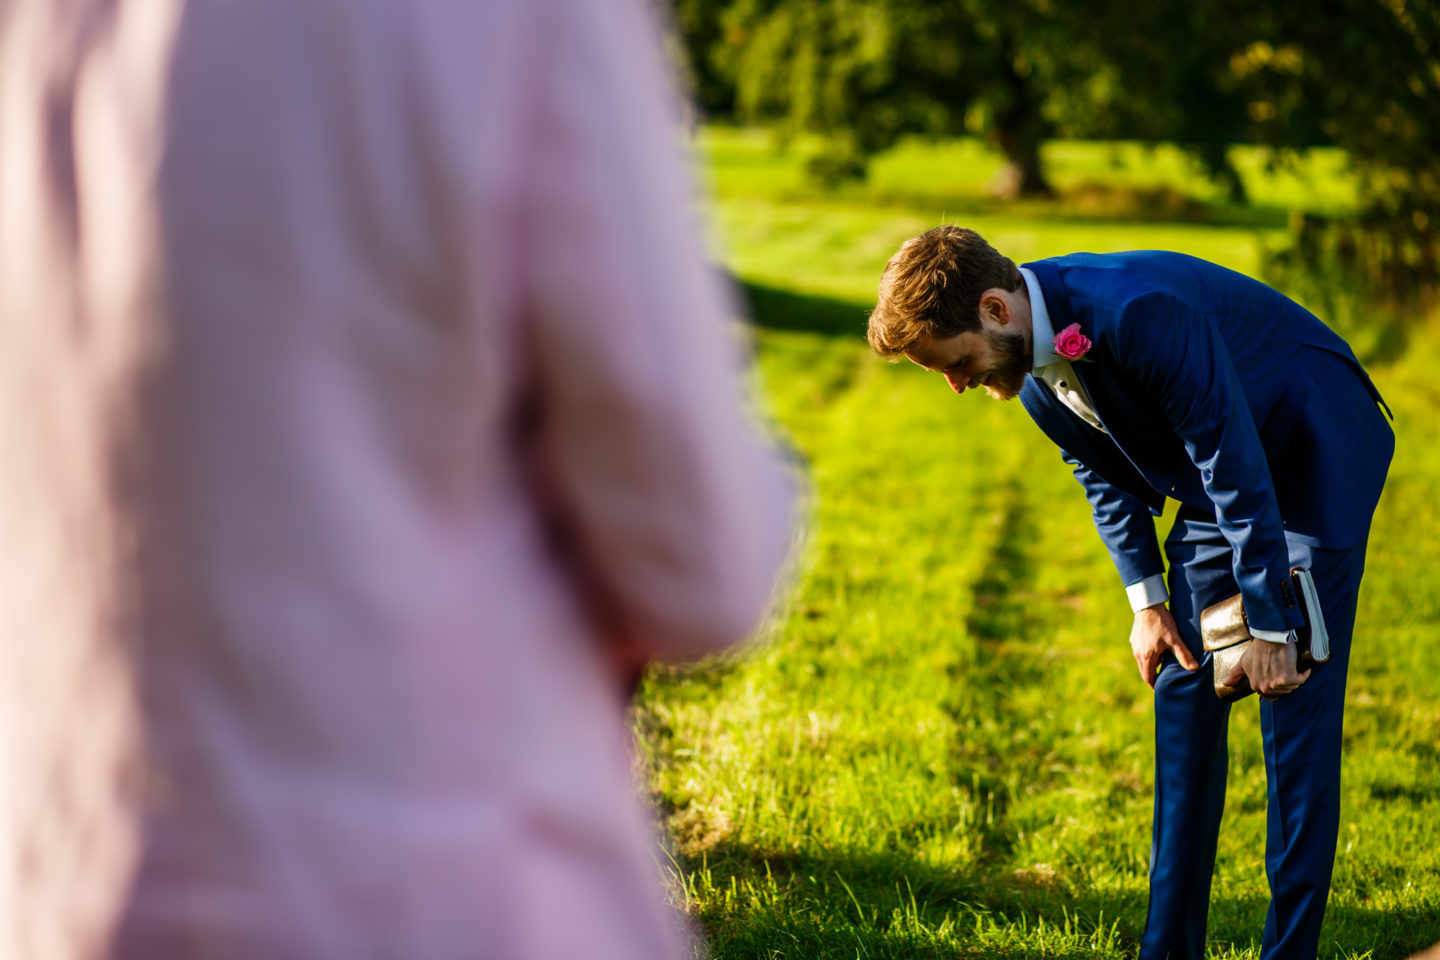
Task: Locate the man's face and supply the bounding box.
[903,325,1031,401]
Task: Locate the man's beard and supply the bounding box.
[982,328,1031,400]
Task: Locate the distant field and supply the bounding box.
[634,131,1440,959]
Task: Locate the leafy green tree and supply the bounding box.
[670,0,739,117]
[1035,1,1259,202]
[674,0,1262,199]
[708,0,1063,195]
[670,0,1440,287]
[1227,0,1440,286]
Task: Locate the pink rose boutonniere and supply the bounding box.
[1054,322,1093,362]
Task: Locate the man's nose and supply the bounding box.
[943,371,968,394]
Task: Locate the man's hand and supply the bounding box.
[1223,636,1309,700]
[1130,604,1199,688]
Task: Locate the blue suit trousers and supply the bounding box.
[1140,506,1370,960]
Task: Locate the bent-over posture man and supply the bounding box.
[868,226,1393,960]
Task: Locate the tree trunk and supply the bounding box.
[1195,143,1248,206]
[992,127,1054,199]
[988,39,1055,199]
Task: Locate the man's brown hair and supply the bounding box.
[867,226,1023,359]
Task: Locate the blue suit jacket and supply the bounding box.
[1019,252,1394,632]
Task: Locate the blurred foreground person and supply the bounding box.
[870,228,1392,960]
[0,0,794,957]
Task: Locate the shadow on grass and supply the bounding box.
[678,841,1440,959]
[739,280,871,339]
[676,840,1140,960]
[945,476,1051,866]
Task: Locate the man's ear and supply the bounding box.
[978,289,1010,326]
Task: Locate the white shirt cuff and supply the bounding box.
[1250,627,1292,644]
[1126,574,1170,612]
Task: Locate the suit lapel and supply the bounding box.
[1025,258,1112,435]
[1023,258,1185,505]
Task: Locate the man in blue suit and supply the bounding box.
[868,226,1393,959]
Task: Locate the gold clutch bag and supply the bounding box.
[1200,567,1329,702]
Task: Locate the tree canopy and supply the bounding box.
[670,0,1439,288]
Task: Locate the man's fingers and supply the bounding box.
[1222,663,1247,687]
[1270,667,1311,692]
[1137,652,1158,689]
[1169,636,1199,671]
[1259,669,1313,699]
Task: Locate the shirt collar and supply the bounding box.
[1021,266,1059,369]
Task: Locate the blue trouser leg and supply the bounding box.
[1259,538,1367,959]
[1140,511,1237,960]
[1140,512,1369,960]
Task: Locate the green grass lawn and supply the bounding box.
[635,130,1440,959]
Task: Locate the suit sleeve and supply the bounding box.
[1063,450,1166,591]
[1111,292,1302,632]
[519,0,797,659]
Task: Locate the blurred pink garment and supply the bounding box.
[0,0,794,957]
